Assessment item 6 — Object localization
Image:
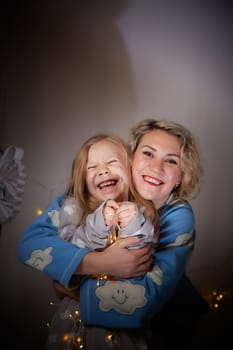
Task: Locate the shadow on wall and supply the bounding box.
[1,0,137,144]
[2,0,138,188]
[0,1,138,350]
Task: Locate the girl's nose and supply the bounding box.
[97,165,110,176]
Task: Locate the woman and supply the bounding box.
[18,118,204,348]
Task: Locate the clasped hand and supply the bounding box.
[103,199,136,228]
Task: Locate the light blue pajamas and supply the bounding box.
[18,192,195,348]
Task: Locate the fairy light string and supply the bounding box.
[46,224,121,348]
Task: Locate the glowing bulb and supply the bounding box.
[105,332,114,342]
[100,274,108,280]
[216,294,223,301]
[74,309,80,317]
[62,334,70,342]
[75,336,84,348]
[36,208,43,216]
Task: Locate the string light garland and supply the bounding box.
[47,301,117,349]
[46,286,233,349]
[210,290,224,311]
[207,289,224,311]
[46,224,120,350]
[62,308,85,349]
[203,288,232,311]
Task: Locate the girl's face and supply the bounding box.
[86,139,128,202]
[132,129,182,209]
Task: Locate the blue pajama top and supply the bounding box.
[18,192,195,328]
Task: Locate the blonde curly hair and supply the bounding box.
[128,119,204,200]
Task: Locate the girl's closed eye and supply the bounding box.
[107,159,118,164]
[87,165,96,170]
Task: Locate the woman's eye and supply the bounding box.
[166,159,178,165]
[143,150,153,158]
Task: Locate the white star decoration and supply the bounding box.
[0,145,26,224]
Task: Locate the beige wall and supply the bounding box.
[1,1,232,348]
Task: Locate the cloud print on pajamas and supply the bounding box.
[96,280,147,314]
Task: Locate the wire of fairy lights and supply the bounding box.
[47,301,117,349]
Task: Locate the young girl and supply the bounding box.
[46,134,159,349]
[58,134,159,251]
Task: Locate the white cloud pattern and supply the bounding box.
[48,210,60,227]
[26,247,53,271]
[147,265,163,285]
[96,280,147,314]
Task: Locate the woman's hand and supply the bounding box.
[76,236,153,278]
[55,237,153,299]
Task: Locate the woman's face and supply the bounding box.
[86,139,128,202]
[132,129,182,208]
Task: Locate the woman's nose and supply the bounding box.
[150,158,163,171]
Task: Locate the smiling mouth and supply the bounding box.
[143,175,163,185]
[112,294,128,304]
[98,180,118,189]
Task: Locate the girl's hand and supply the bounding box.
[116,201,137,228]
[103,199,119,226]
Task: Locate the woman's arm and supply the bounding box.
[76,238,153,277]
[78,202,196,328]
[18,193,153,287]
[18,193,90,287]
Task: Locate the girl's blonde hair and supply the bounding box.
[129,119,204,200]
[67,134,158,228]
